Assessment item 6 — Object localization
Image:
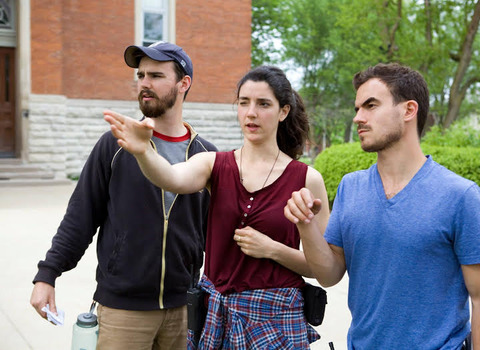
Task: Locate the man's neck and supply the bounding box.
[149,102,187,137]
[376,139,426,198]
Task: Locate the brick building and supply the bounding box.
[0,0,250,181]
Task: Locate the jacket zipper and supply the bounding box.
[158,123,197,308]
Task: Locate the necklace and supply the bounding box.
[239,146,281,190]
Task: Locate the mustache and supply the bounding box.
[357,124,370,132]
[138,89,159,99]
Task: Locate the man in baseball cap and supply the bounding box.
[31,40,217,350]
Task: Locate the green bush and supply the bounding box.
[422,120,480,148]
[421,144,480,185]
[314,142,480,206]
[298,156,313,166]
[314,143,376,205]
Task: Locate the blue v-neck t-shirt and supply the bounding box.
[325,155,480,349]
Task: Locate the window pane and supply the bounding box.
[144,12,163,42]
[0,0,13,30]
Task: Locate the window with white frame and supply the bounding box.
[0,0,16,47]
[142,0,169,46]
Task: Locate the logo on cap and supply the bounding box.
[149,41,165,47]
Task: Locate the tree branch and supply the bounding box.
[460,76,480,97]
[444,0,480,128]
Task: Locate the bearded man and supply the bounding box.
[30,42,217,350]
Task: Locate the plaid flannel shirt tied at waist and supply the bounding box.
[188,274,320,349]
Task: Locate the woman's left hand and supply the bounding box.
[234,226,277,259]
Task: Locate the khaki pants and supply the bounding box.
[96,304,187,350]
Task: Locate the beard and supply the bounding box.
[138,85,178,118]
[359,124,403,153]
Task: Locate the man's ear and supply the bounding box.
[404,100,418,122]
[178,75,192,94]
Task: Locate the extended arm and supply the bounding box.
[31,132,114,322]
[104,110,214,193]
[462,263,480,349]
[284,169,346,287]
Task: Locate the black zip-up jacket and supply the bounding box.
[33,123,217,310]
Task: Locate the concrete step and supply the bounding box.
[0,163,53,173]
[0,158,22,165]
[0,178,73,187]
[0,171,55,180]
[0,159,58,184]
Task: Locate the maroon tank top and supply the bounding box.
[205,150,308,294]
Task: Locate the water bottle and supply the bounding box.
[71,302,99,350]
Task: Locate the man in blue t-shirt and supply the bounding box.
[285,63,480,349]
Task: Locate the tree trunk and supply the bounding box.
[420,0,432,73]
[380,0,403,59]
[443,0,480,128]
[343,120,353,143]
[387,0,402,59]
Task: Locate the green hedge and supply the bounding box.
[314,142,480,206]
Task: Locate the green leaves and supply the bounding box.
[422,119,480,148]
[314,143,376,205]
[251,0,480,151]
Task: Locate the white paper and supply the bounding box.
[41,304,65,326]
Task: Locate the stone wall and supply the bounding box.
[27,94,242,178]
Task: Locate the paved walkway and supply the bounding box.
[0,183,350,349]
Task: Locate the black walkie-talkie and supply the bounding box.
[187,265,207,343]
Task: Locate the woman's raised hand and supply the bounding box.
[104,110,154,156]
